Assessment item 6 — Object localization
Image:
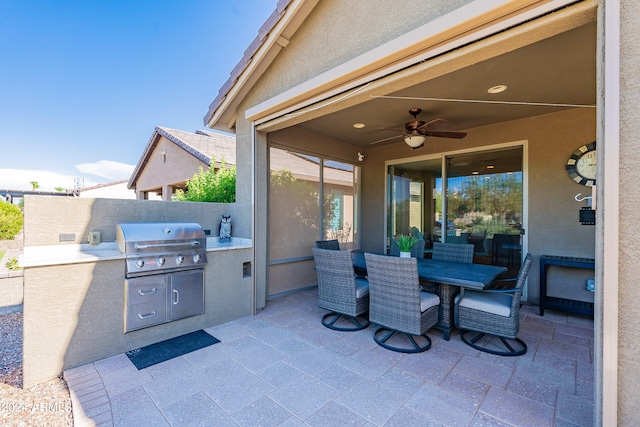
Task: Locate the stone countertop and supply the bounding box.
[19,237,252,268]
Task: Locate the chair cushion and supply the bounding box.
[420,291,440,312]
[455,290,512,317]
[411,227,424,241]
[355,278,370,298]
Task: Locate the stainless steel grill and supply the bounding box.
[116,222,207,277]
[116,222,208,333]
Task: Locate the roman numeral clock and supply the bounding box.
[566,142,596,186]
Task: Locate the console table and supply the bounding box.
[539,255,595,316]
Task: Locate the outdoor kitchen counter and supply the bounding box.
[20,236,254,388]
[19,237,252,267]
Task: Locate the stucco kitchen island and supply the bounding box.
[19,196,254,388]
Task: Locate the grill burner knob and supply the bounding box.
[193,253,202,263]
[176,255,185,264]
[136,259,145,269]
[157,257,166,266]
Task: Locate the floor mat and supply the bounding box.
[126,330,220,370]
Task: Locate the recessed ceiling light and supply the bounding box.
[472,171,479,175]
[487,85,507,94]
[486,165,495,169]
[352,123,365,129]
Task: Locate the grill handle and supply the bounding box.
[134,241,201,250]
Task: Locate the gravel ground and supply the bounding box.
[1,310,73,426]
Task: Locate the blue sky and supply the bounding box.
[0,0,278,191]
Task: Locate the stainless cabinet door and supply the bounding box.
[170,269,204,320]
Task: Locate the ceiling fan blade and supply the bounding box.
[417,118,451,132]
[423,131,467,139]
[370,134,402,145]
[379,127,407,133]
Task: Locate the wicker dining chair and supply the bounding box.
[454,253,533,356]
[315,239,341,250]
[364,253,440,353]
[422,241,474,334]
[312,248,370,331]
[431,242,474,263]
[389,238,426,258]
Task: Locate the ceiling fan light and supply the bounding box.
[405,135,426,148]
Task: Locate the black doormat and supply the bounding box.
[126,330,220,370]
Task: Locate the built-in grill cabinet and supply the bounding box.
[117,223,207,333]
[124,269,204,332]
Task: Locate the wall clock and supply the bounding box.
[566,142,596,186]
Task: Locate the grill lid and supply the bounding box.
[116,222,207,254]
[117,222,208,277]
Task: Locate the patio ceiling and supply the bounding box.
[292,22,596,149]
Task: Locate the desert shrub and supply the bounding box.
[0,201,23,240]
[173,158,236,203]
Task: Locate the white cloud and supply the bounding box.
[0,160,135,192]
[75,160,135,181]
[0,169,99,192]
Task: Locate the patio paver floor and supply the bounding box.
[64,288,595,426]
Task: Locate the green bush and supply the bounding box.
[0,201,23,240]
[5,257,21,271]
[173,158,236,203]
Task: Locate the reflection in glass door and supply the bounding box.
[443,147,523,270]
[387,146,523,270]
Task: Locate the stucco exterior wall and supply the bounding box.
[23,195,250,245]
[135,136,208,200]
[249,0,472,108]
[618,0,640,423]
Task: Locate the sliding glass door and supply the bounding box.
[388,146,523,269]
[444,147,523,270]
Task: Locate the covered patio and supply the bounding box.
[66,288,594,426]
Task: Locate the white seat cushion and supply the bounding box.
[455,290,512,317]
[420,291,440,312]
[355,278,370,298]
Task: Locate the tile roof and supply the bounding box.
[203,0,296,128]
[128,126,236,189]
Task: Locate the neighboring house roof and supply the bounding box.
[80,179,129,191]
[78,180,136,199]
[204,0,319,130]
[128,126,236,189]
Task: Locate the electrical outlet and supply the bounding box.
[88,231,101,245]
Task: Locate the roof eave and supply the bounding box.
[204,0,319,131]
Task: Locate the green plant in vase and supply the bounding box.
[395,234,418,257]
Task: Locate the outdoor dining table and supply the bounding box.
[351,252,507,340]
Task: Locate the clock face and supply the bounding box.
[566,142,596,186]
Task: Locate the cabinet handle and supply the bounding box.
[138,288,157,296]
[173,289,179,305]
[138,311,156,319]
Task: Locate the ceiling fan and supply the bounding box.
[371,108,467,149]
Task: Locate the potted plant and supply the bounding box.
[395,234,418,258]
